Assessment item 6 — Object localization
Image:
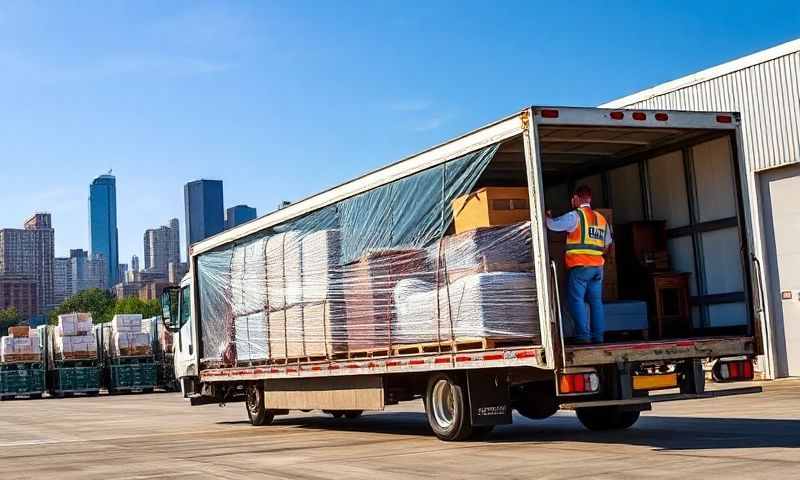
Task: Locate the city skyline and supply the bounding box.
[0,3,795,268]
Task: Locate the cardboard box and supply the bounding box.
[58,313,93,336]
[8,326,30,338]
[451,187,531,234]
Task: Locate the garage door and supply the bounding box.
[759,164,800,377]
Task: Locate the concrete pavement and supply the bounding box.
[0,379,798,479]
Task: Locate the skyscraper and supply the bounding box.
[131,254,140,273]
[0,213,55,311]
[143,218,181,274]
[69,249,106,293]
[184,180,224,250]
[89,174,119,288]
[225,204,257,229]
[53,257,72,305]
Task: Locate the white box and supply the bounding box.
[111,314,143,333]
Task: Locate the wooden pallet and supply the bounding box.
[393,337,534,356]
[347,347,390,359]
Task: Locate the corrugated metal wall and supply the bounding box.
[618,51,800,173]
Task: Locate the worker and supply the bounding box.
[546,185,612,344]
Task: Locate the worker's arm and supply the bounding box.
[546,211,579,232]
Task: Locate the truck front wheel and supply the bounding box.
[576,406,640,431]
[246,383,274,426]
[425,373,492,441]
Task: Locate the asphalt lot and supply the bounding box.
[0,379,798,480]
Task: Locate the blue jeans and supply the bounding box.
[567,267,605,343]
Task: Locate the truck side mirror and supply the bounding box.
[160,287,181,332]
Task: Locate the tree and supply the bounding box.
[0,307,25,336]
[113,297,161,319]
[50,288,116,324]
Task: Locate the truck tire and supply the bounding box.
[576,406,640,431]
[425,373,492,441]
[246,383,274,426]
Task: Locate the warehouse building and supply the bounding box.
[602,38,800,378]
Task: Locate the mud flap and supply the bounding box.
[466,370,512,426]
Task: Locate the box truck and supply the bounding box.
[161,107,763,441]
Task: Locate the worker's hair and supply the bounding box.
[573,184,592,203]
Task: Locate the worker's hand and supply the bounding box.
[546,210,553,219]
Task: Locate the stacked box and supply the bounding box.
[231,237,267,316]
[1,331,42,363]
[266,232,302,310]
[234,312,269,362]
[344,249,430,350]
[268,309,287,360]
[393,272,539,343]
[285,305,304,358]
[302,301,347,357]
[110,314,152,357]
[436,221,532,282]
[8,326,30,337]
[55,313,98,360]
[57,313,93,336]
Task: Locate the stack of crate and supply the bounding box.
[110,315,152,357]
[0,326,41,363]
[54,313,97,360]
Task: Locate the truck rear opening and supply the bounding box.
[163,106,762,441]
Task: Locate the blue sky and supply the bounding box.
[0,1,798,265]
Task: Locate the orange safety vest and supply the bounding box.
[565,207,607,269]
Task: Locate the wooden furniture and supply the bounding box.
[650,272,691,339]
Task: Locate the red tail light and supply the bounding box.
[655,113,669,121]
[713,359,754,382]
[716,114,733,123]
[632,112,646,121]
[610,111,624,120]
[558,372,600,394]
[540,109,560,118]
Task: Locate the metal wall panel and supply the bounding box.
[616,51,800,172]
[608,164,644,223]
[692,138,737,222]
[648,151,690,228]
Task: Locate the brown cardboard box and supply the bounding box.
[8,326,30,337]
[452,187,530,234]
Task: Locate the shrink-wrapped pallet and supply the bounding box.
[57,313,93,336]
[266,232,302,310]
[54,334,98,360]
[268,309,286,360]
[111,314,143,333]
[301,229,341,303]
[436,222,532,282]
[393,272,539,343]
[343,249,430,351]
[112,332,152,357]
[234,312,269,362]
[285,305,305,358]
[231,237,267,316]
[1,333,41,362]
[302,301,347,357]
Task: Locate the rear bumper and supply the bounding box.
[564,336,755,367]
[559,385,762,409]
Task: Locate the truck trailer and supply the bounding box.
[161,106,764,441]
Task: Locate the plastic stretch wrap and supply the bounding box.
[1,333,41,362]
[57,313,93,336]
[195,142,542,365]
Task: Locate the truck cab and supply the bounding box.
[161,274,198,396]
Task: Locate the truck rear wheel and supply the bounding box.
[425,373,492,441]
[576,406,640,431]
[246,383,274,426]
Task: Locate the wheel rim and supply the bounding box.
[431,379,456,429]
[246,385,261,416]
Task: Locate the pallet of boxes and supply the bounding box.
[102,314,157,394]
[40,313,101,397]
[0,325,45,400]
[143,316,177,391]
